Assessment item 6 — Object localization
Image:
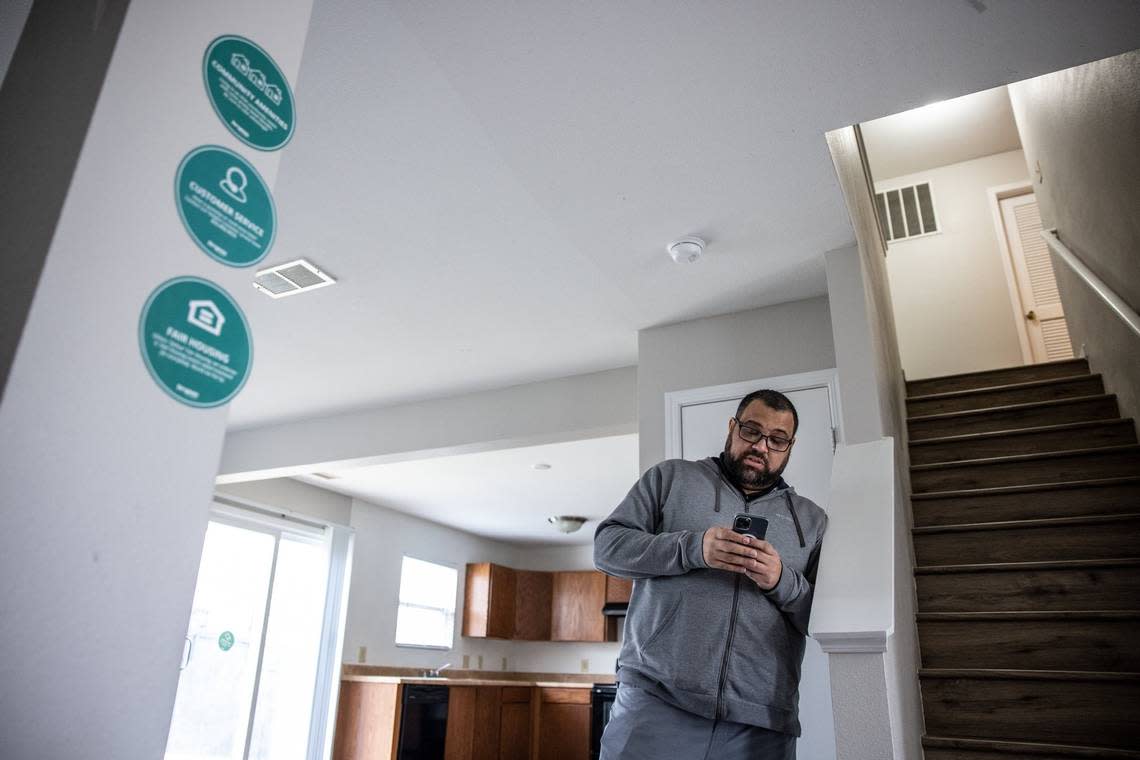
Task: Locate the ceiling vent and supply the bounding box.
[253,259,336,299]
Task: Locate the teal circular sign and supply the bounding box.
[203,35,295,151]
[176,146,276,267]
[139,277,253,408]
[218,631,235,651]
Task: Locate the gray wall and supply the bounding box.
[1009,50,1140,426]
[636,297,836,472]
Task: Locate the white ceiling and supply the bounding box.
[861,85,1023,181]
[219,1,1140,430]
[295,434,639,546]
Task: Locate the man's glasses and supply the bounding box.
[733,418,794,451]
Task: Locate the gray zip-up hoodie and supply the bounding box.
[594,456,828,736]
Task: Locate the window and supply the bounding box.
[875,181,939,243]
[395,556,458,649]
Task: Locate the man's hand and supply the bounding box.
[702,527,782,591]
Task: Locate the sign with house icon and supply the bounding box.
[138,277,252,407]
[202,35,295,151]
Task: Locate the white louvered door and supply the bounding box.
[999,192,1074,362]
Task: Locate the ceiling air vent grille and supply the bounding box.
[875,182,939,243]
[253,259,336,299]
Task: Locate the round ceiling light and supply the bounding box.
[667,236,706,264]
[548,515,588,534]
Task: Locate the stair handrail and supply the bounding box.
[1041,228,1140,339]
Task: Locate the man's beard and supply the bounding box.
[722,433,789,492]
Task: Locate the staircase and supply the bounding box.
[907,358,1140,759]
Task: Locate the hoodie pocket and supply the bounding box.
[638,596,682,652]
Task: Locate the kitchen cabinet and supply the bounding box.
[604,575,632,604]
[463,563,516,639]
[535,688,590,760]
[445,686,501,760]
[331,681,402,760]
[551,571,606,642]
[512,570,553,641]
[498,687,533,760]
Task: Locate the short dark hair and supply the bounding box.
[735,389,799,435]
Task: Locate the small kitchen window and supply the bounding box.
[875,181,939,243]
[395,556,458,649]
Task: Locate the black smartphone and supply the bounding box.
[732,513,768,542]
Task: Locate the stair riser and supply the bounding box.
[924,750,1136,760]
[912,482,1140,527]
[908,377,1105,417]
[921,676,1140,749]
[918,619,1140,671]
[909,422,1137,465]
[916,566,1140,613]
[909,397,1120,440]
[907,360,1090,397]
[913,519,1140,565]
[911,450,1140,493]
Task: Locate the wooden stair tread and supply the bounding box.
[920,668,1140,682]
[909,419,1133,447]
[915,557,1140,574]
[918,610,1140,621]
[908,394,1118,423]
[908,374,1102,402]
[910,443,1140,472]
[912,512,1140,534]
[910,475,1140,500]
[906,358,1089,388]
[923,735,1140,759]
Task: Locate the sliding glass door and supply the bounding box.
[165,505,343,760]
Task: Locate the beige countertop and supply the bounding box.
[342,675,598,688]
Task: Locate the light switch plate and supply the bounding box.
[477,654,484,669]
[501,657,508,671]
[580,659,589,673]
[462,654,470,669]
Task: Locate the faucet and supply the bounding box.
[423,662,452,678]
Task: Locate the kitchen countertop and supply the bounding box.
[341,675,599,688]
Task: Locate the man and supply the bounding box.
[594,389,828,759]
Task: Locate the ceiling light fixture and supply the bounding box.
[667,236,705,264]
[547,515,588,534]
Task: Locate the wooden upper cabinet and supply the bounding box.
[551,571,607,642]
[463,563,516,639]
[513,570,553,641]
[604,575,633,604]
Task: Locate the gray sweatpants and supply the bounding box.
[600,684,796,760]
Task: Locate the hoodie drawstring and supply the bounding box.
[785,491,806,547]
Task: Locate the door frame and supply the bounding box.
[987,180,1036,364]
[662,368,842,460]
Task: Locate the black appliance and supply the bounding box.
[590,683,618,760]
[396,684,449,760]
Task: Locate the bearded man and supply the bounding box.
[594,388,828,760]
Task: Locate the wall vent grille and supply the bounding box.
[875,181,939,243]
[253,259,336,299]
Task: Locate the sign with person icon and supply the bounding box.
[175,145,276,267]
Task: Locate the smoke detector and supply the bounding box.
[253,258,336,298]
[547,515,588,534]
[667,237,705,264]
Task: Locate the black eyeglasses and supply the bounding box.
[733,418,794,451]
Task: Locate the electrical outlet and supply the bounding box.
[357,646,367,664]
[580,659,589,673]
[501,657,508,671]
[462,654,470,669]
[477,654,484,670]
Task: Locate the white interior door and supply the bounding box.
[999,192,1074,362]
[670,376,837,760]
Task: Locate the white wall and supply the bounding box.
[637,297,837,471]
[878,149,1031,379]
[0,3,314,759]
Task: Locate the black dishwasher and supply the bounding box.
[396,684,449,760]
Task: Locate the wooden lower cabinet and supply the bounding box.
[535,688,590,760]
[499,687,533,760]
[332,681,403,760]
[446,686,501,760]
